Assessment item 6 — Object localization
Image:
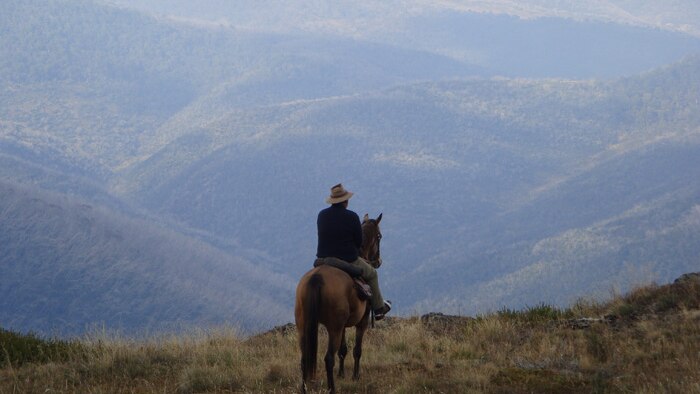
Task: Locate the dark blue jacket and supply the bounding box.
[316,204,362,262]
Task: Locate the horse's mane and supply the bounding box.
[360,219,381,263]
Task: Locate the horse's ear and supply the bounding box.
[363,213,369,222]
[376,213,382,224]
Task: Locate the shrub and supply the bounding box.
[497,303,570,323]
[0,327,81,367]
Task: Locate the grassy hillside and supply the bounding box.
[1,274,698,392]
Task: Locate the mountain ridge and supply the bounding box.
[2,0,700,336]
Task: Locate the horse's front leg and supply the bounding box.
[337,328,348,378]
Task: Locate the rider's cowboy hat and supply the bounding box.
[325,183,354,204]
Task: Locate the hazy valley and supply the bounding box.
[2,0,700,336]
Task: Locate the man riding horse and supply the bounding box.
[316,183,391,319]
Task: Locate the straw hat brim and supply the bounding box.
[325,191,353,204]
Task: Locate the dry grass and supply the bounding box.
[2,278,700,393]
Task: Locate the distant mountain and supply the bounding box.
[115,56,700,315]
[410,139,700,313]
[0,179,294,336]
[109,0,700,38]
[1,0,482,175]
[110,0,700,78]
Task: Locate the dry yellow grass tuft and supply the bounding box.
[2,276,699,393]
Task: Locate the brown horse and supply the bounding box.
[295,213,383,393]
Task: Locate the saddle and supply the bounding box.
[314,257,372,301]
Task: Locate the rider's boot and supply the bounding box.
[374,300,392,320]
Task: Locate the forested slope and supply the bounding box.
[0,180,293,336]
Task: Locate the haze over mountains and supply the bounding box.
[2,0,700,336]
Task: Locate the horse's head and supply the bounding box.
[360,213,383,268]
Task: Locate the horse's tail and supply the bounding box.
[301,272,323,382]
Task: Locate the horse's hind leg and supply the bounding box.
[324,326,343,393]
[337,328,348,378]
[353,319,369,380]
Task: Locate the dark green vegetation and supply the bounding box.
[496,303,573,323]
[2,0,700,336]
[0,328,81,367]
